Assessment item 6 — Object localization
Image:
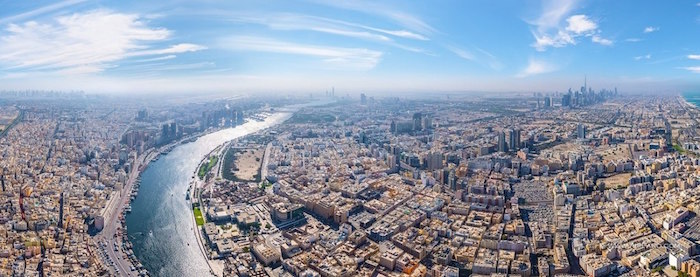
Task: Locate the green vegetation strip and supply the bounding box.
[193,207,204,226]
[673,144,686,154]
[198,155,218,179]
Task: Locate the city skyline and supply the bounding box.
[0,0,699,94]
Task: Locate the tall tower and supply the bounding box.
[58,192,65,229]
[509,129,521,151]
[498,132,508,152]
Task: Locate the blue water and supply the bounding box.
[125,112,293,276]
[683,92,700,107]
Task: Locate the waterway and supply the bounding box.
[125,110,293,276]
[683,92,700,107]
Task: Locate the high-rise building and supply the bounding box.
[426,151,444,170]
[422,116,433,130]
[413,112,423,131]
[562,93,572,107]
[544,96,551,108]
[498,131,508,152]
[360,93,367,105]
[509,129,521,151]
[448,169,457,190]
[577,123,587,139]
[58,192,68,229]
[170,122,177,138]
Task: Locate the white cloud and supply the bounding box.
[227,12,428,41]
[0,0,87,25]
[229,13,392,42]
[447,46,475,61]
[565,15,597,34]
[528,1,609,51]
[688,54,700,60]
[475,47,504,70]
[643,26,659,33]
[634,54,651,60]
[129,43,207,56]
[221,36,382,70]
[625,38,642,42]
[129,55,177,63]
[591,35,613,46]
[309,0,436,36]
[0,10,205,74]
[531,0,578,30]
[682,66,700,73]
[516,59,557,77]
[447,45,503,70]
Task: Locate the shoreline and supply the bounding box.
[187,141,232,276]
[186,114,293,276]
[122,99,329,276]
[679,93,696,109]
[98,125,234,276]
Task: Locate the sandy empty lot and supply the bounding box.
[233,148,264,181]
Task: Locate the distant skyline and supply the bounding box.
[0,0,699,94]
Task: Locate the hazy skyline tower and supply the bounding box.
[498,131,508,152]
[509,128,521,151]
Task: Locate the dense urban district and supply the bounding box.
[3,87,700,277]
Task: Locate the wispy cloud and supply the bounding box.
[0,0,88,25]
[475,47,504,70]
[225,12,428,55]
[528,1,613,51]
[228,13,392,42]
[447,45,503,70]
[129,55,177,63]
[516,59,557,77]
[634,54,651,60]
[681,66,700,73]
[625,38,642,42]
[643,26,659,33]
[447,46,475,61]
[129,44,207,56]
[688,54,700,60]
[220,36,382,70]
[591,35,613,46]
[0,10,205,74]
[310,0,437,36]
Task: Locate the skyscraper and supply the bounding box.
[509,129,521,151]
[577,123,587,139]
[360,93,367,105]
[498,131,508,152]
[413,112,423,131]
[59,192,67,229]
[426,151,444,170]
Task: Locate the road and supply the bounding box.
[260,142,272,182]
[96,149,153,276]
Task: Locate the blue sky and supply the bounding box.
[0,0,699,94]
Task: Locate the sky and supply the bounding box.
[0,0,699,95]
